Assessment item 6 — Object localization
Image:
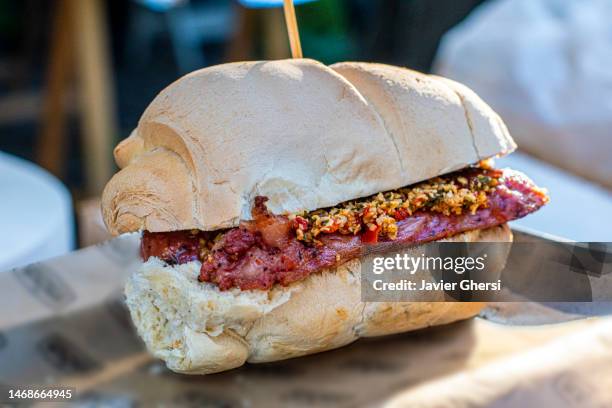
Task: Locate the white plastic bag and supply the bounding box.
[435,0,612,189]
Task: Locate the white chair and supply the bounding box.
[0,151,74,272]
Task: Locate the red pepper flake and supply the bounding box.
[294,216,309,230]
[361,225,380,243]
[393,208,409,221]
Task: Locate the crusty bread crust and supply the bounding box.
[125,224,512,374]
[102,59,515,235]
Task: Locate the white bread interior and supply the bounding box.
[125,224,511,374]
[102,59,515,235]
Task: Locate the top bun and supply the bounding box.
[102,59,515,235]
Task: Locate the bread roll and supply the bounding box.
[107,59,518,374]
[125,224,511,374]
[102,59,515,235]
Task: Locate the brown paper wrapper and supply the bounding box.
[1,234,612,407]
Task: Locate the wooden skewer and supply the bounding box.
[283,0,303,58]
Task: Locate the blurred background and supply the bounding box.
[1,0,611,271]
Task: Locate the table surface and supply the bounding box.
[3,232,611,406]
[0,151,74,271]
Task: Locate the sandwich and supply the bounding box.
[101,59,548,374]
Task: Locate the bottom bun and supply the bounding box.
[125,224,512,374]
